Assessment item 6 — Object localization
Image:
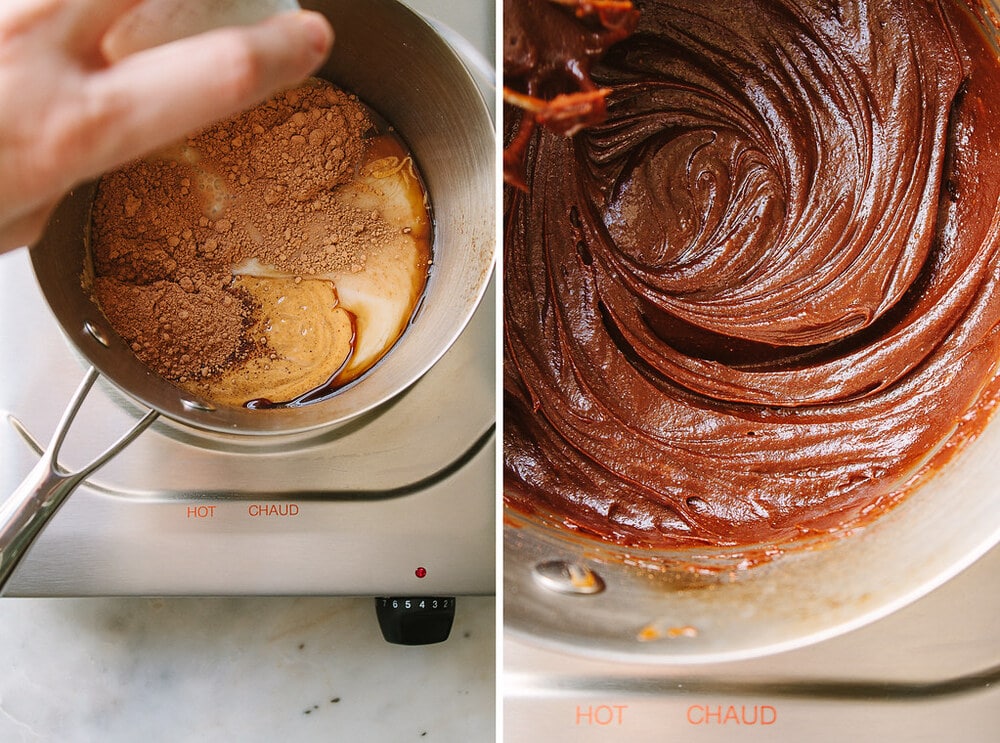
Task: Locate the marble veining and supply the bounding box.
[0,596,495,742]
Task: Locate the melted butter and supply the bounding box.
[317,135,431,380]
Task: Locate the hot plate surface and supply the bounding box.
[0,176,494,596]
[505,533,1000,741]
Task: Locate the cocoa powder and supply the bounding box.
[93,276,256,382]
[90,79,391,385]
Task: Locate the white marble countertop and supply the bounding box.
[0,2,496,742]
[0,596,495,742]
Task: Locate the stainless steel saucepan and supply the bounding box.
[504,0,1000,664]
[0,0,495,591]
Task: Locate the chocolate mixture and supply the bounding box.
[503,0,1000,550]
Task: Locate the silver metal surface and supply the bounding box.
[0,248,495,595]
[505,542,1000,742]
[0,368,158,592]
[0,0,496,597]
[0,245,495,595]
[532,560,605,596]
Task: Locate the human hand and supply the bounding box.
[0,0,334,252]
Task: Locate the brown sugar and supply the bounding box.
[89,79,399,392]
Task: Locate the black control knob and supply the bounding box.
[375,596,456,645]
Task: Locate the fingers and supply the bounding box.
[0,201,55,253]
[2,0,145,57]
[69,10,334,181]
[65,0,145,54]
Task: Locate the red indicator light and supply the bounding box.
[415,567,427,578]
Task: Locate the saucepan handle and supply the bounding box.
[0,367,158,593]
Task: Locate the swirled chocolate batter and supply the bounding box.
[90,79,431,409]
[504,0,1000,550]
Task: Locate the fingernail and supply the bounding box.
[298,11,333,58]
